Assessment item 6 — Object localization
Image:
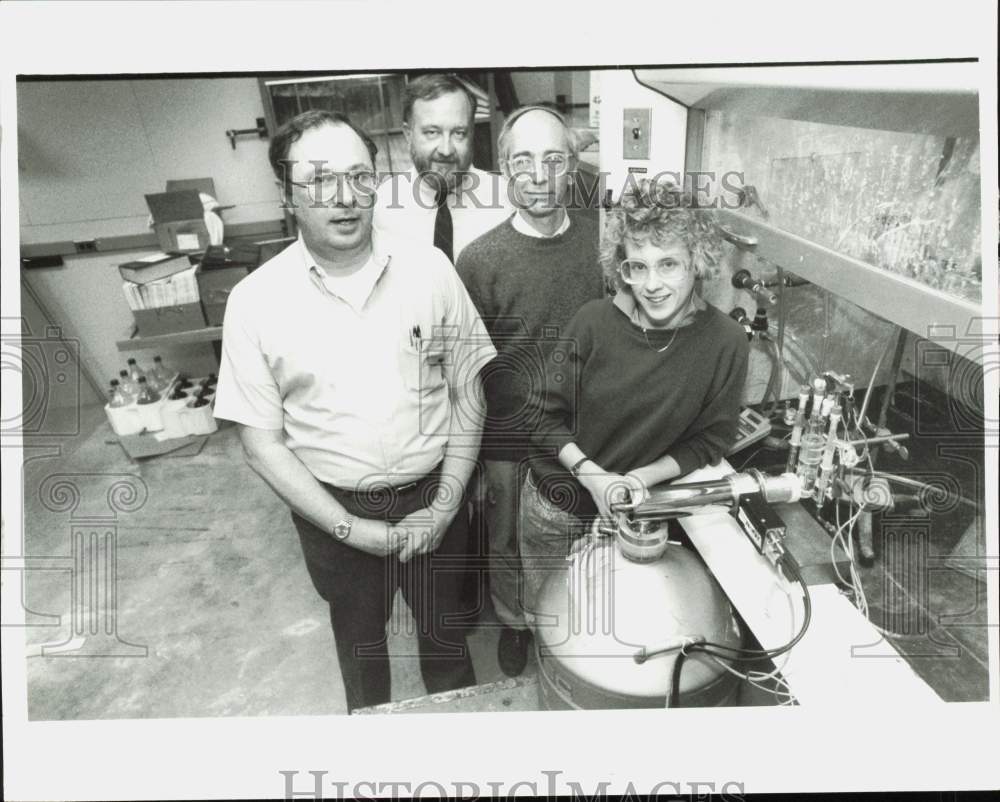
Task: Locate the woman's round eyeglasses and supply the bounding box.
[619,258,691,285]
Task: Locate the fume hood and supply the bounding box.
[635,62,985,364]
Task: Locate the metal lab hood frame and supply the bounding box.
[714,207,984,353]
[634,62,980,138]
[633,63,986,364]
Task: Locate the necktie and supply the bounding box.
[433,185,454,264]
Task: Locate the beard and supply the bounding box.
[411,149,471,191]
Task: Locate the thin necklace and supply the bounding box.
[633,308,679,353]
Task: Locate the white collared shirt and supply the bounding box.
[316,249,384,312]
[373,167,514,260]
[214,235,496,489]
[510,209,571,238]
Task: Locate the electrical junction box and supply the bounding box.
[735,493,787,567]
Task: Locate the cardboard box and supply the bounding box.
[197,266,248,326]
[133,302,207,337]
[118,252,194,284]
[201,242,261,270]
[145,190,210,253]
[196,241,265,325]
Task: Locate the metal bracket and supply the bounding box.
[225,117,268,150]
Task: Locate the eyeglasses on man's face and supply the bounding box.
[288,170,379,199]
[619,257,691,285]
[504,152,572,178]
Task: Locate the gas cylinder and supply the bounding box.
[534,519,744,709]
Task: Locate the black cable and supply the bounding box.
[665,553,810,707]
[693,552,812,662]
[667,555,810,708]
[668,649,687,708]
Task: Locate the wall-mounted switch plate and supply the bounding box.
[623,108,651,160]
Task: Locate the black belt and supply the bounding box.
[332,466,441,498]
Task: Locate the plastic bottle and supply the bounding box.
[135,376,160,405]
[149,355,171,392]
[127,358,146,384]
[108,379,129,408]
[119,369,139,401]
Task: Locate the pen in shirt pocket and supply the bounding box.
[409,324,422,350]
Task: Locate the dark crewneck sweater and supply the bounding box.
[528,297,750,518]
[457,211,604,459]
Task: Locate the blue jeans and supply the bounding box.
[516,471,591,625]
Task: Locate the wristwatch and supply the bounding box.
[332,515,355,541]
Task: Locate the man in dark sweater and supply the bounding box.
[457,106,604,676]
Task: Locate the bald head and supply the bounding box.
[497,105,579,166]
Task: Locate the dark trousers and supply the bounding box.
[291,470,477,712]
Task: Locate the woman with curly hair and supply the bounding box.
[517,179,750,619]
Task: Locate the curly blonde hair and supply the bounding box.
[601,178,724,293]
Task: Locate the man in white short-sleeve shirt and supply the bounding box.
[214,110,495,712]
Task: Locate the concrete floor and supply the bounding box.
[15,383,989,719]
[17,410,524,720]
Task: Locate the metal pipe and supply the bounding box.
[820,289,832,376]
[870,327,909,467]
[620,471,802,520]
[762,274,810,289]
[757,336,781,413]
[839,433,911,447]
[628,481,737,519]
[858,333,894,430]
[844,469,981,511]
[770,263,787,415]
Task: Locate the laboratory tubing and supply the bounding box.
[813,404,843,503]
[785,384,811,473]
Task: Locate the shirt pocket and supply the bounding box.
[399,339,447,393]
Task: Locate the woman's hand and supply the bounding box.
[577,468,633,519]
[623,472,650,507]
